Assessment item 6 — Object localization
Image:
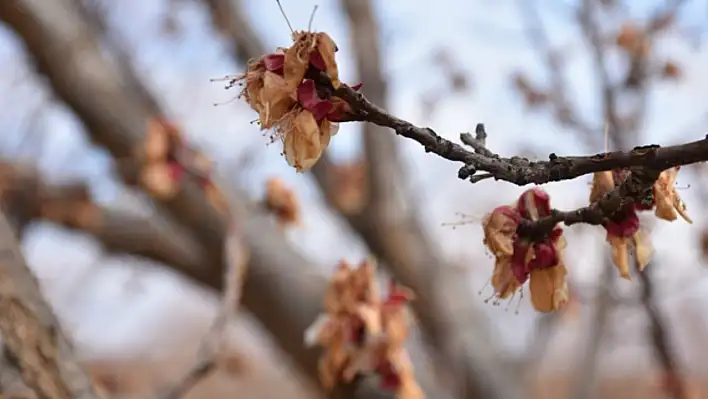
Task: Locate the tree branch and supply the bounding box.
[0,210,102,399]
[570,260,615,399]
[639,264,688,399]
[320,78,708,186]
[0,162,206,270]
[516,0,598,145]
[201,0,265,62]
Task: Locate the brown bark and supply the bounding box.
[0,211,102,399]
[0,162,205,270]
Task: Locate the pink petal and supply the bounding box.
[351,82,363,91]
[529,242,558,270]
[168,162,185,181]
[604,210,640,237]
[517,188,552,219]
[297,80,334,121]
[376,363,402,390]
[511,239,530,284]
[263,53,285,75]
[309,51,326,70]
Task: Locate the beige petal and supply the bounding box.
[140,163,179,200]
[608,234,631,280]
[259,71,296,128]
[490,257,519,299]
[633,230,654,272]
[144,119,170,163]
[529,264,567,313]
[315,32,341,88]
[283,110,327,172]
[590,171,615,203]
[284,32,316,89]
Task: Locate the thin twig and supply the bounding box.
[638,264,688,399]
[157,222,248,399]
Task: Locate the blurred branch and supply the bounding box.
[516,0,598,146]
[158,225,248,399]
[638,264,689,399]
[0,345,36,398]
[202,0,265,62]
[571,260,615,399]
[578,0,622,147]
[0,161,206,269]
[0,1,377,397]
[0,210,101,399]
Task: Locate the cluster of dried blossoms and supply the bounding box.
[482,188,569,313]
[264,177,300,227]
[232,31,362,172]
[305,259,423,399]
[590,167,692,280]
[140,117,227,213]
[481,167,692,314]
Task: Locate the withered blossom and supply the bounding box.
[264,177,300,227]
[653,166,692,223]
[481,188,569,313]
[230,30,363,172]
[139,118,227,212]
[305,259,422,397]
[589,167,691,279]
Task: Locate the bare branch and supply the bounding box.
[0,210,102,399]
[570,260,615,399]
[311,77,708,185]
[639,264,689,399]
[157,225,248,399]
[516,0,598,144]
[201,0,266,62]
[0,162,206,269]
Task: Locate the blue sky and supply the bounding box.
[1,0,708,363]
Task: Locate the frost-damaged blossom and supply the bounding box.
[482,188,569,313]
[264,177,300,227]
[231,31,363,173]
[653,166,692,224]
[140,117,227,212]
[305,259,422,398]
[589,167,691,280]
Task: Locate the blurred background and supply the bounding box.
[1,0,708,398]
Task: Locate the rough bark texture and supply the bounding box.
[0,211,101,399]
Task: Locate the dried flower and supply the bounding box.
[590,170,648,279]
[326,160,368,214]
[616,23,650,59]
[481,188,568,313]
[511,73,549,109]
[139,118,225,212]
[589,167,690,279]
[230,32,362,172]
[264,177,300,227]
[305,259,421,396]
[653,166,692,223]
[661,61,681,80]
